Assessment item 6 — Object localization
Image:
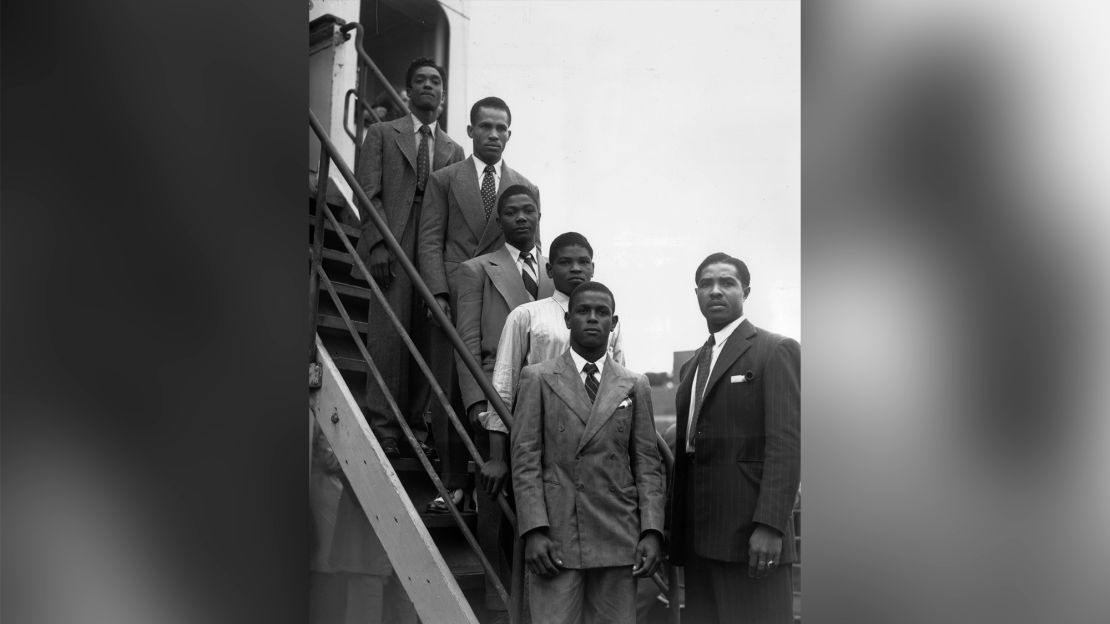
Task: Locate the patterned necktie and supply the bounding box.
[481,164,496,220]
[687,334,716,451]
[583,362,600,403]
[520,251,539,300]
[416,125,431,191]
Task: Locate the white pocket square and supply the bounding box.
[617,398,633,409]
[731,374,753,383]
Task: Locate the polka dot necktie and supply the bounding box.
[520,251,539,300]
[416,125,431,191]
[583,362,600,403]
[481,164,496,220]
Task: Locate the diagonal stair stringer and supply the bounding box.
[310,336,479,624]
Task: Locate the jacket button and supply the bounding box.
[617,425,624,432]
[559,425,565,431]
[576,483,584,490]
[609,486,616,492]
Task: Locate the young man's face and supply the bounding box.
[547,245,594,295]
[408,66,443,113]
[695,262,750,331]
[498,193,540,250]
[565,290,617,352]
[468,106,511,163]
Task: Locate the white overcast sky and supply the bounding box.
[464,0,800,373]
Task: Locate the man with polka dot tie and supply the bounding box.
[348,57,465,461]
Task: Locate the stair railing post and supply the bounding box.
[309,145,332,362]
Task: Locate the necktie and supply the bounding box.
[481,164,496,220]
[416,125,431,191]
[687,335,716,451]
[583,362,600,403]
[520,251,539,300]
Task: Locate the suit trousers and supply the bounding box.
[682,550,793,624]
[409,309,470,490]
[527,566,636,624]
[474,427,514,611]
[357,197,429,447]
[682,462,794,624]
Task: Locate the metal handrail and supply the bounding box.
[340,22,411,118]
[310,103,680,620]
[314,262,510,606]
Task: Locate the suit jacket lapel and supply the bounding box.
[433,131,454,171]
[452,157,487,238]
[484,247,530,310]
[391,117,417,171]
[576,358,635,455]
[544,353,593,425]
[535,251,555,299]
[703,319,756,400]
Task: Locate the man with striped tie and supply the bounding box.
[669,253,801,623]
[450,184,554,619]
[511,281,665,624]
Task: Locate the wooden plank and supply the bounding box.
[312,337,479,624]
[319,279,373,300]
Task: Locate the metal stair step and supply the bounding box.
[421,510,477,529]
[317,312,367,334]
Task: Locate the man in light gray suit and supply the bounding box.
[512,282,665,624]
[452,184,553,618]
[350,57,465,459]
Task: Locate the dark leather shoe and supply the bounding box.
[380,438,401,457]
[402,441,438,461]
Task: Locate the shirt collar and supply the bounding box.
[569,348,605,378]
[410,115,437,137]
[552,289,570,310]
[504,241,537,261]
[473,156,503,178]
[712,315,746,347]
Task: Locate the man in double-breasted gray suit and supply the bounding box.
[669,252,801,623]
[350,58,465,460]
[512,281,665,624]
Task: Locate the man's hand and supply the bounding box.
[632,532,663,578]
[524,530,562,577]
[481,431,509,496]
[367,244,393,288]
[467,402,487,426]
[428,294,451,326]
[747,524,783,579]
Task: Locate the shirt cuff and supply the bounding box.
[477,410,509,434]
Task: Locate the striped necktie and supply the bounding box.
[583,362,600,403]
[520,251,539,300]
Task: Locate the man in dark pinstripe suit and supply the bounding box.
[669,253,800,623]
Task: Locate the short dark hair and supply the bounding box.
[405,57,446,89]
[470,96,512,126]
[569,281,615,312]
[496,184,538,214]
[549,232,593,262]
[695,252,750,287]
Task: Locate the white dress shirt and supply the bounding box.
[472,156,503,189]
[686,315,746,452]
[503,241,539,275]
[568,348,606,386]
[410,114,438,171]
